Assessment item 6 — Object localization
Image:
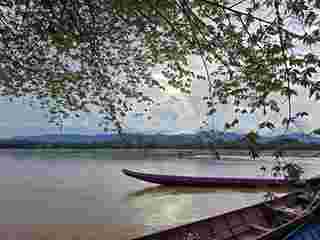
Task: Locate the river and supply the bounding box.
[0,148,319,239]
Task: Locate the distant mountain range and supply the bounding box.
[1,131,320,148]
[255,132,320,145]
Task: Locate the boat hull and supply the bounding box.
[122,169,290,187]
[130,192,317,240]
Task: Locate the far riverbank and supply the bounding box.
[2,143,320,151]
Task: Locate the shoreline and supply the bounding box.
[1,144,320,151]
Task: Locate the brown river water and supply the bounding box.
[0,148,319,239]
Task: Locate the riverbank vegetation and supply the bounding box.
[2,141,320,150]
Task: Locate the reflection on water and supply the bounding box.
[125,185,289,233]
[130,193,194,228]
[126,185,289,199]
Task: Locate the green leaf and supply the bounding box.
[266,121,275,129]
[207,108,216,115]
[231,118,239,127]
[246,130,258,144]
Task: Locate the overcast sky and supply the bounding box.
[1,4,320,138]
[0,69,318,138]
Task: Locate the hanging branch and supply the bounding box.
[274,0,292,131]
[177,0,221,159]
[177,0,235,79]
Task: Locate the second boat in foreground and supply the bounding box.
[131,191,320,240]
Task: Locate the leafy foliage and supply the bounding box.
[1,0,320,134]
[114,0,320,133]
[313,128,320,135]
[0,0,162,132]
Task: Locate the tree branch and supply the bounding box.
[237,14,263,49]
[200,0,304,40]
[228,0,249,9]
[178,0,222,157]
[275,0,292,131]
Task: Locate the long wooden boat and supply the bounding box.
[122,169,296,187]
[131,192,320,240]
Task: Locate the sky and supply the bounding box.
[0,69,317,138]
[0,5,319,138]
